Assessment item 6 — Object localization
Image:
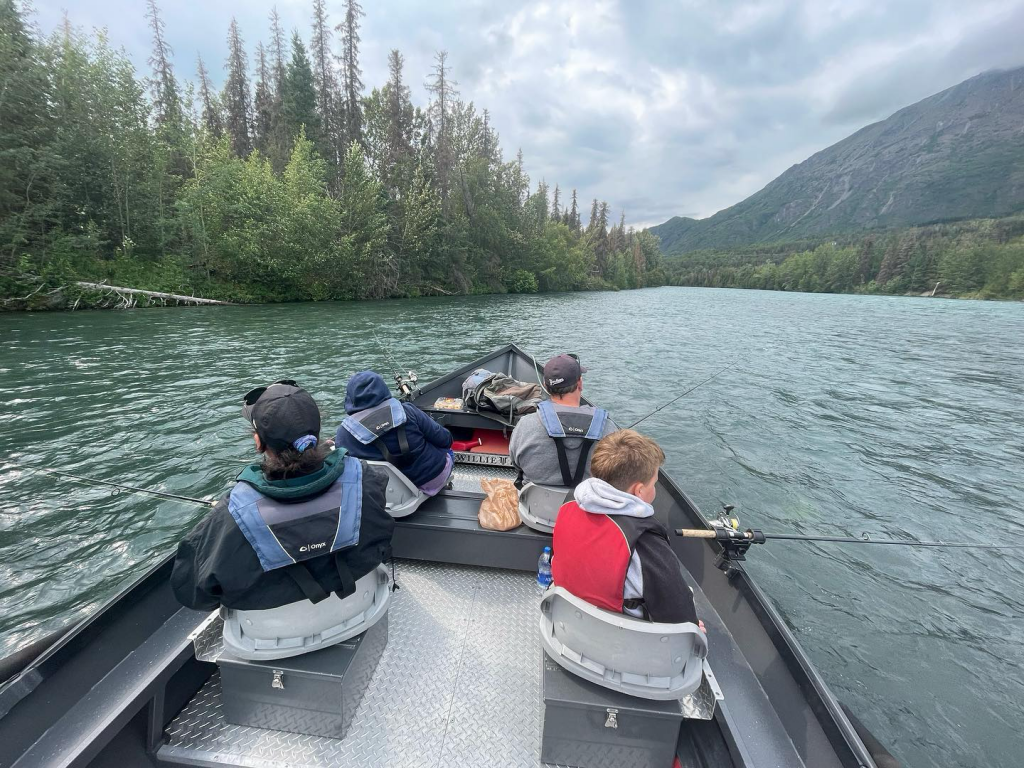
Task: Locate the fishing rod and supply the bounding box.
[35,468,216,508]
[677,505,1024,573]
[627,361,735,430]
[372,326,418,398]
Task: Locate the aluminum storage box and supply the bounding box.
[541,653,683,768]
[217,614,387,739]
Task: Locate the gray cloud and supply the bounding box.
[39,0,1024,228]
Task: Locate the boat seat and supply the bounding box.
[367,460,429,518]
[221,564,391,661]
[518,482,574,533]
[539,586,707,700]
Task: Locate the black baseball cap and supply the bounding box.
[543,354,588,390]
[242,381,321,452]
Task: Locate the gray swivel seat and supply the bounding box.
[518,483,574,533]
[539,586,708,700]
[222,564,392,661]
[367,460,429,518]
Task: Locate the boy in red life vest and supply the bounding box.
[552,430,701,627]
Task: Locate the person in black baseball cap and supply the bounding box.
[170,380,394,613]
[510,354,618,488]
[242,380,323,466]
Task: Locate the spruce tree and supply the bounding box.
[551,184,560,222]
[426,50,458,207]
[310,0,338,170]
[144,0,181,130]
[196,55,223,138]
[281,32,320,152]
[568,189,580,233]
[253,43,273,155]
[336,0,364,149]
[222,18,252,157]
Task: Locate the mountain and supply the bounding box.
[650,67,1024,255]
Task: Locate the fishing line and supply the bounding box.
[627,361,735,430]
[34,468,216,508]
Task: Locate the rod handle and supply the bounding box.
[675,529,717,538]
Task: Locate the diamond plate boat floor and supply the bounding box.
[448,462,518,493]
[160,561,558,767]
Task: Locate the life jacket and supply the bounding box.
[340,398,412,467]
[228,454,364,602]
[536,401,609,487]
[551,500,664,616]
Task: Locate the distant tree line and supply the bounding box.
[665,216,1024,300]
[0,0,664,310]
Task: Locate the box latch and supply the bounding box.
[271,671,285,690]
[604,708,618,729]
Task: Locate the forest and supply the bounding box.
[0,0,664,310]
[666,216,1024,300]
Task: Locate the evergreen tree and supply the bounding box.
[310,0,338,170]
[0,0,54,264]
[222,18,252,157]
[266,7,290,171]
[551,184,560,222]
[196,55,223,138]
[281,32,320,153]
[568,189,580,233]
[144,0,181,130]
[426,50,458,208]
[336,0,364,149]
[252,43,273,155]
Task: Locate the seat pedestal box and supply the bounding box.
[217,614,387,740]
[541,652,683,768]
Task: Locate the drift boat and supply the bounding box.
[0,344,895,768]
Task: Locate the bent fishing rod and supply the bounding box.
[372,326,418,397]
[34,468,216,508]
[627,361,735,430]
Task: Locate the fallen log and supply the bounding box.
[74,282,232,306]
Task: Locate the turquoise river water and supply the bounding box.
[1,287,1022,767]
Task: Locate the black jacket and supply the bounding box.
[171,461,394,611]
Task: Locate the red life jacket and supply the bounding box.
[551,500,660,614]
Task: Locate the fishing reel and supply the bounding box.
[707,504,766,576]
[395,370,418,399]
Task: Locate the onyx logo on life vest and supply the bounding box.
[299,541,328,553]
[374,421,391,431]
[564,425,586,434]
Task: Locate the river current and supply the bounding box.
[1,287,1022,767]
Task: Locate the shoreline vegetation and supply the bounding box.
[665,215,1024,301]
[0,0,665,313]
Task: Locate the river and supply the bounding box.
[1,287,1022,767]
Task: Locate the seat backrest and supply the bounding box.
[539,586,707,700]
[366,460,428,518]
[222,564,391,661]
[518,482,573,533]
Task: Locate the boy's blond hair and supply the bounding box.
[589,429,665,491]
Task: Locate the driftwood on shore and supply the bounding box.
[74,282,232,308]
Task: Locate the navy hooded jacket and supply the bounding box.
[335,371,453,487]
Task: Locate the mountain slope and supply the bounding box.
[650,67,1024,255]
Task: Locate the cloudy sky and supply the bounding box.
[34,0,1024,228]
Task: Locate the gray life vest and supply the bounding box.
[227,455,364,601]
[536,401,609,487]
[341,398,412,466]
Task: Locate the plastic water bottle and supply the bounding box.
[537,546,553,588]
